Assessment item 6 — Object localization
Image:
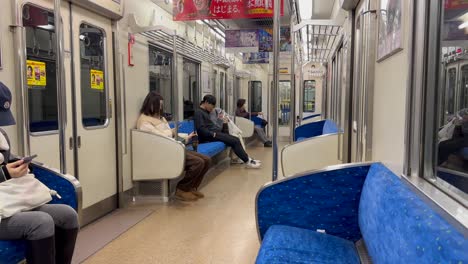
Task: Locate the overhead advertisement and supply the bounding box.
[173,0,284,21]
[27,60,47,87]
[242,52,269,64]
[225,30,259,53]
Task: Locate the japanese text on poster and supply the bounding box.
[27,60,47,87]
[173,0,283,21]
[90,69,104,90]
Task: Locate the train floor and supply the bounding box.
[74,142,285,264]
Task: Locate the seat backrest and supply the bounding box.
[169,120,195,134]
[359,163,467,263]
[322,120,339,134]
[294,120,326,141]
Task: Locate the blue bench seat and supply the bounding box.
[255,163,467,263]
[0,164,80,264]
[171,120,228,157]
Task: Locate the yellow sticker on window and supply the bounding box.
[27,60,47,86]
[90,69,104,90]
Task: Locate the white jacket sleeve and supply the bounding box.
[139,122,173,138]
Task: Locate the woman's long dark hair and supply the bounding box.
[236,98,246,108]
[140,91,163,117]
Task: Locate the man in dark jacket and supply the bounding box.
[194,95,261,169]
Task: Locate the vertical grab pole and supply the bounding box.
[172,31,178,135]
[54,0,67,173]
[289,14,296,143]
[272,0,280,181]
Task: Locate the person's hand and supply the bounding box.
[6,160,28,178]
[258,112,263,115]
[187,132,196,140]
[222,117,229,123]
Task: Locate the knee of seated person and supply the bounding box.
[27,212,55,240]
[56,204,79,230]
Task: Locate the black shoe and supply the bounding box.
[26,236,55,264]
[55,227,79,264]
[264,141,272,147]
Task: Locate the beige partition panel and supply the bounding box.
[281,133,342,176]
[234,117,255,138]
[131,130,185,181]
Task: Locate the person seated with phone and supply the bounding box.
[137,91,211,201]
[194,95,261,169]
[0,82,79,264]
[236,99,272,147]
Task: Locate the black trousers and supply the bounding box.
[202,132,249,162]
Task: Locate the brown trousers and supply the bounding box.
[177,151,211,192]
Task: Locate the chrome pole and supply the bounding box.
[54,0,67,173]
[272,0,280,181]
[12,0,29,157]
[172,31,179,135]
[289,15,296,143]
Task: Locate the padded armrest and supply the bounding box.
[302,113,321,121]
[31,164,82,212]
[256,163,373,242]
[282,133,342,176]
[131,129,185,181]
[235,117,254,137]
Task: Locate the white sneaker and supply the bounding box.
[231,158,244,164]
[246,160,261,169]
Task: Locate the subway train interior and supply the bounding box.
[0,0,467,263]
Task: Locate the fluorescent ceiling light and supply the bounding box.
[298,0,312,20]
[458,21,468,29]
[196,20,204,25]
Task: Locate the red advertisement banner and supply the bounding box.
[173,0,284,21]
[444,0,468,9]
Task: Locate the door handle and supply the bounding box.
[77,136,81,148]
[69,137,74,150]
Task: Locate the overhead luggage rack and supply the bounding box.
[129,14,230,67]
[293,20,343,63]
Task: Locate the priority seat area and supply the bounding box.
[0,164,81,264]
[255,163,467,263]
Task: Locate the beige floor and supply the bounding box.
[84,143,281,264]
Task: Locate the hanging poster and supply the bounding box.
[258,28,273,52]
[225,30,259,53]
[377,0,403,62]
[90,69,104,90]
[27,60,47,86]
[242,52,269,64]
[173,0,284,21]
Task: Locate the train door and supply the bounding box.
[21,1,71,169]
[70,5,117,219]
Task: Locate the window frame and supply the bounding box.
[405,0,467,214]
[249,80,263,113]
[79,22,110,130]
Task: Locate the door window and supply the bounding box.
[23,4,59,133]
[219,72,226,109]
[279,81,291,126]
[149,46,173,120]
[79,24,108,128]
[249,81,262,113]
[303,80,316,112]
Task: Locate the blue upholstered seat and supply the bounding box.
[172,120,227,157]
[0,164,79,264]
[294,119,339,141]
[187,141,226,157]
[256,225,360,264]
[255,163,468,263]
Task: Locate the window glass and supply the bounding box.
[149,46,173,120]
[219,72,226,109]
[249,81,262,113]
[23,5,59,133]
[303,80,316,112]
[80,24,107,127]
[182,59,199,120]
[279,81,291,126]
[434,3,468,195]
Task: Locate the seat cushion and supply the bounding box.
[187,141,226,157]
[256,225,360,264]
[0,241,26,264]
[359,163,468,263]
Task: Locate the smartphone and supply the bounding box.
[22,154,37,163]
